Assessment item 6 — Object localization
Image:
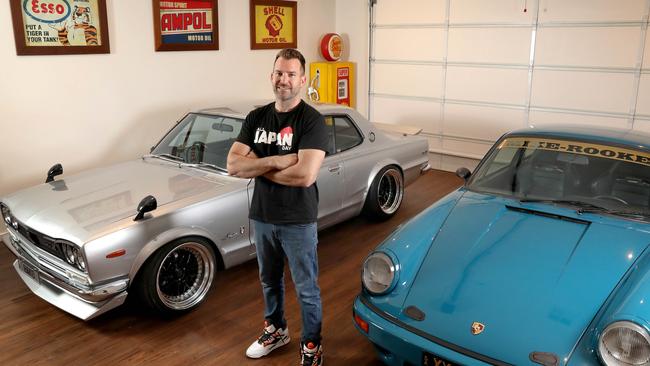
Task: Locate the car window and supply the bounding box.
[205,116,241,143]
[333,116,362,153]
[152,113,243,169]
[481,145,518,177]
[468,136,650,220]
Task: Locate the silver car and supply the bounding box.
[0,102,429,320]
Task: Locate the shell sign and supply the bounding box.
[320,33,342,61]
[250,0,297,50]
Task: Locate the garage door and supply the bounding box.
[369,0,650,171]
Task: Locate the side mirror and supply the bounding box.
[45,163,63,183]
[456,167,471,182]
[134,195,157,221]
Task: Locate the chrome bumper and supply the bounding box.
[2,230,128,321]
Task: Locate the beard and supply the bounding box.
[273,83,300,101]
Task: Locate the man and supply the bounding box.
[227,48,328,366]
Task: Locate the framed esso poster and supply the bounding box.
[10,0,110,55]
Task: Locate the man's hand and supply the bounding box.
[264,149,325,187]
[272,154,298,170]
[244,149,297,170]
[227,142,299,178]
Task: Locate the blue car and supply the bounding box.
[353,126,650,366]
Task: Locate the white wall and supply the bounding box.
[0,0,335,198]
[335,0,370,117]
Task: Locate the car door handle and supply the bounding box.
[328,165,341,173]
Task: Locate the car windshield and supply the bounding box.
[467,136,650,221]
[151,113,243,170]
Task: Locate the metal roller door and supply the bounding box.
[369,0,650,171]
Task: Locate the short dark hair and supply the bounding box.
[274,48,306,74]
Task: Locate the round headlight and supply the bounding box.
[1,204,10,225]
[599,321,650,366]
[64,245,78,266]
[77,253,86,271]
[362,252,396,294]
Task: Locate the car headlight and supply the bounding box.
[61,242,87,272]
[77,253,86,271]
[0,203,17,230]
[362,252,396,294]
[599,321,650,366]
[1,203,10,225]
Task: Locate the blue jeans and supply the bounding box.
[252,220,322,343]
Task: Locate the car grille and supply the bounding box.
[14,221,66,261]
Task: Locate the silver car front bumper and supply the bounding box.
[2,230,128,321]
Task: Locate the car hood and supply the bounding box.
[2,159,241,243]
[400,191,650,364]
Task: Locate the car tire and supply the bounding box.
[134,237,216,316]
[362,165,404,221]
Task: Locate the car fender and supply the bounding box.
[592,242,650,329]
[128,225,221,282]
[362,158,403,203]
[366,188,465,313]
[569,241,650,363]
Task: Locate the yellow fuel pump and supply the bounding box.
[308,62,356,108]
[307,33,356,108]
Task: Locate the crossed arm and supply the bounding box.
[227,141,325,187]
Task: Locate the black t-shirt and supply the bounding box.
[236,100,328,224]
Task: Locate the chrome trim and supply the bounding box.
[4,228,128,302]
[598,320,650,366]
[6,226,86,285]
[12,260,127,321]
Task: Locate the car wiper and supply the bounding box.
[144,153,184,162]
[519,198,609,213]
[577,207,650,219]
[520,198,650,219]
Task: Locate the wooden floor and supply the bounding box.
[0,170,462,366]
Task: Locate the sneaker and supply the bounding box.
[245,321,290,358]
[300,341,323,366]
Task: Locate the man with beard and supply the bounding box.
[227,48,328,366]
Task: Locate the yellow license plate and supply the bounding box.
[423,351,458,366]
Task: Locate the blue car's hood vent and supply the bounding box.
[400,192,650,365]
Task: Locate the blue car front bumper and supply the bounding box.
[353,295,507,366]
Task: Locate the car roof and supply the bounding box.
[195,100,355,119]
[506,124,650,152]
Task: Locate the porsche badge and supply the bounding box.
[471,321,485,335]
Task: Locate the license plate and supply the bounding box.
[423,351,458,366]
[19,260,39,283]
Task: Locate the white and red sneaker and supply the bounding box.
[245,321,290,358]
[300,341,323,366]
